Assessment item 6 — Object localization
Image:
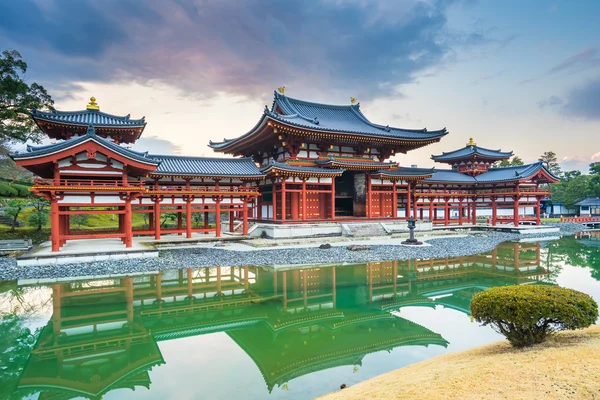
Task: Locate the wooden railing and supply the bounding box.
[33,178,144,188]
[32,178,258,193]
[560,216,600,223]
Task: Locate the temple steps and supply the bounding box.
[343,222,388,237]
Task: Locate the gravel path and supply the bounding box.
[0,223,588,281]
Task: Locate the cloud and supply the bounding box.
[0,0,485,101]
[548,47,600,75]
[538,95,563,108]
[561,77,600,120]
[131,136,182,156]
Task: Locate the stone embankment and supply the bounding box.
[0,223,587,281]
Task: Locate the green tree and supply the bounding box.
[588,162,600,198]
[539,151,562,176]
[510,156,524,166]
[561,170,581,182]
[494,156,524,167]
[3,198,28,232]
[551,175,591,209]
[0,49,54,148]
[27,198,49,231]
[70,214,89,229]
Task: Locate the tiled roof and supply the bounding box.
[474,162,558,183]
[315,159,397,169]
[420,162,560,184]
[575,198,600,206]
[11,126,157,165]
[432,145,512,162]
[375,167,435,177]
[261,161,343,175]
[424,170,477,184]
[31,108,146,127]
[209,92,448,150]
[149,155,264,177]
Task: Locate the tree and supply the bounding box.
[27,198,49,231]
[70,214,89,229]
[494,156,524,168]
[510,156,524,166]
[3,198,28,232]
[0,49,54,149]
[551,175,591,209]
[561,170,581,182]
[539,151,562,176]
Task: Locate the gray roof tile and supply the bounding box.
[150,155,264,177]
[210,92,448,150]
[31,108,145,127]
[261,161,343,175]
[432,145,513,162]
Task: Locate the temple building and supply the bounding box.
[11,91,559,251]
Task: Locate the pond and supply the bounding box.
[1,235,599,400]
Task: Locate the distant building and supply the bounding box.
[576,198,600,216]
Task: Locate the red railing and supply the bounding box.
[146,185,257,193]
[34,178,144,188]
[561,216,600,223]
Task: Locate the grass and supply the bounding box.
[541,217,562,223]
[319,325,600,400]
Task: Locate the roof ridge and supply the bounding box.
[32,107,145,122]
[487,161,541,171]
[150,154,254,161]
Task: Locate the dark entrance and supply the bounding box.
[335,171,367,217]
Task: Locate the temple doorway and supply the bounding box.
[335,171,367,217]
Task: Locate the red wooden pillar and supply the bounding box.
[204,209,209,234]
[124,197,132,248]
[444,197,449,226]
[229,211,235,232]
[472,200,477,225]
[513,197,520,226]
[281,179,286,221]
[243,199,249,235]
[458,201,463,225]
[272,182,277,221]
[366,174,372,218]
[291,190,299,220]
[177,206,183,235]
[429,199,434,222]
[491,197,497,226]
[301,179,307,220]
[149,211,154,230]
[51,198,60,252]
[154,200,161,240]
[215,198,221,237]
[406,182,411,219]
[186,198,192,238]
[536,197,541,225]
[330,177,336,220]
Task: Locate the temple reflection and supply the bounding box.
[17,241,549,398]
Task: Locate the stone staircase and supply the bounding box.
[342,222,388,237]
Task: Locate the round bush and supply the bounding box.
[10,183,31,197]
[470,285,598,347]
[0,182,18,197]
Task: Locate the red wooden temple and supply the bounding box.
[12,91,559,252]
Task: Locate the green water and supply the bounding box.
[1,236,599,400]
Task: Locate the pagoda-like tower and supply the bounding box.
[31,97,146,144]
[431,138,512,176]
[210,89,446,220]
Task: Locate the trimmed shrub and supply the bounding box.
[471,285,598,347]
[10,184,31,197]
[0,182,18,197]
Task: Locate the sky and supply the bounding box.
[1,0,599,172]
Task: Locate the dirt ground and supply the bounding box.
[319,325,600,400]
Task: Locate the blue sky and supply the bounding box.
[1,0,598,171]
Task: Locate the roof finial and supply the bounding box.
[350,96,357,105]
[87,96,99,111]
[277,86,286,95]
[466,137,476,146]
